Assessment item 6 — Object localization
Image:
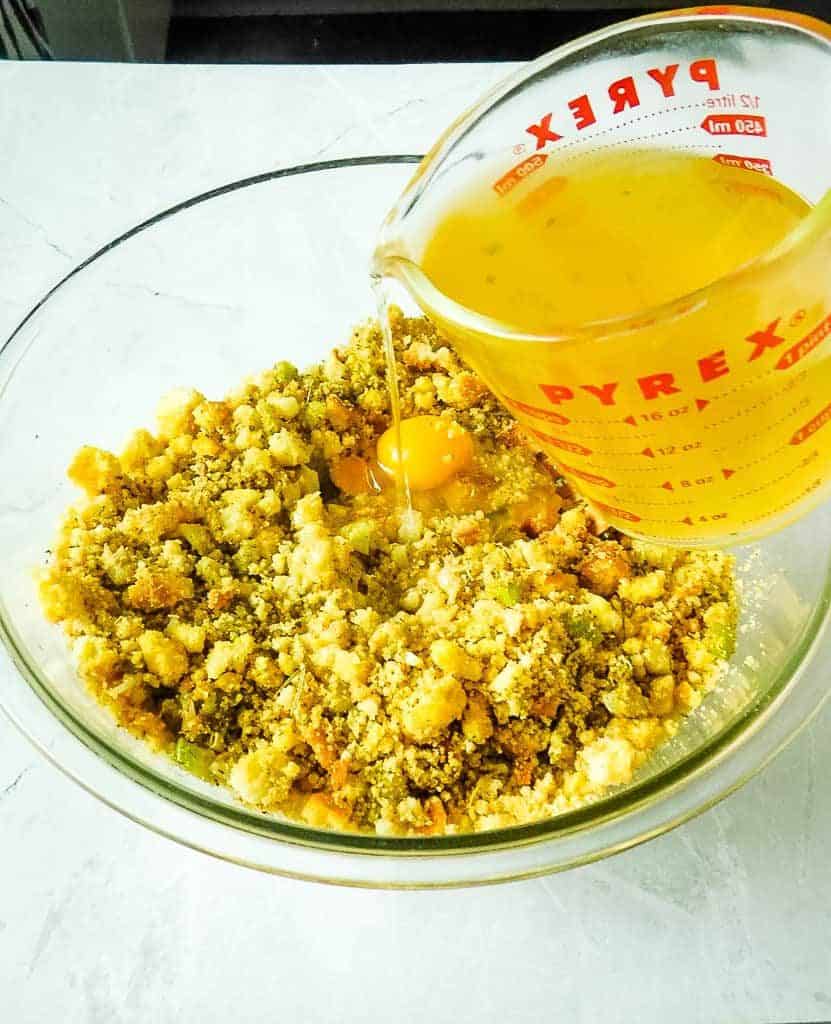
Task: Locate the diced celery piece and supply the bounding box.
[706,621,736,660]
[174,738,215,781]
[495,581,522,607]
[341,520,374,556]
[273,360,298,382]
[565,612,602,644]
[304,400,327,428]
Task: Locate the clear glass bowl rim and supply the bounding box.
[1,153,830,886]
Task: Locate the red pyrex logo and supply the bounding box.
[535,315,828,409]
[525,59,720,151]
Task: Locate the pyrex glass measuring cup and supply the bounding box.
[375,5,831,546]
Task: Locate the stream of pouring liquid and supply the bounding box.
[371,275,412,512]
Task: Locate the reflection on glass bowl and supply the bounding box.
[1,157,830,887]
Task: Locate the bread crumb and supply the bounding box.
[41,315,736,835]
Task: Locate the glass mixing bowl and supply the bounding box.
[1,156,830,888]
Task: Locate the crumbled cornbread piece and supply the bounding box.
[40,315,736,835]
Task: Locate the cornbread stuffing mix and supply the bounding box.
[40,314,736,835]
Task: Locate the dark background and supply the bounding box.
[170,1,831,62]
[0,0,828,63]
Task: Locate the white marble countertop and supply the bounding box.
[1,60,830,1024]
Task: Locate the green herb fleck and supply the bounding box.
[495,581,522,607]
[565,612,602,644]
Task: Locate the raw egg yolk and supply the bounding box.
[377,415,473,492]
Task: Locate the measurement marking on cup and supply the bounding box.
[700,113,767,136]
[503,393,661,436]
[528,427,592,455]
[609,508,729,526]
[712,407,802,456]
[590,462,667,474]
[551,141,723,174]
[591,501,641,524]
[644,463,756,498]
[569,423,665,440]
[574,101,710,145]
[713,153,772,175]
[591,440,701,461]
[679,512,729,526]
[706,365,777,404]
[589,445,663,459]
[557,463,617,488]
[591,440,704,461]
[637,441,703,458]
[493,153,549,196]
[729,454,769,475]
[578,413,656,428]
[790,402,831,446]
[621,468,741,508]
[566,127,708,159]
[705,92,762,111]
[711,397,811,452]
[712,393,810,446]
[776,313,831,370]
[700,367,803,428]
[617,493,699,508]
[734,450,819,500]
[763,478,823,520]
[706,385,807,434]
[659,474,717,491]
[502,394,570,426]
